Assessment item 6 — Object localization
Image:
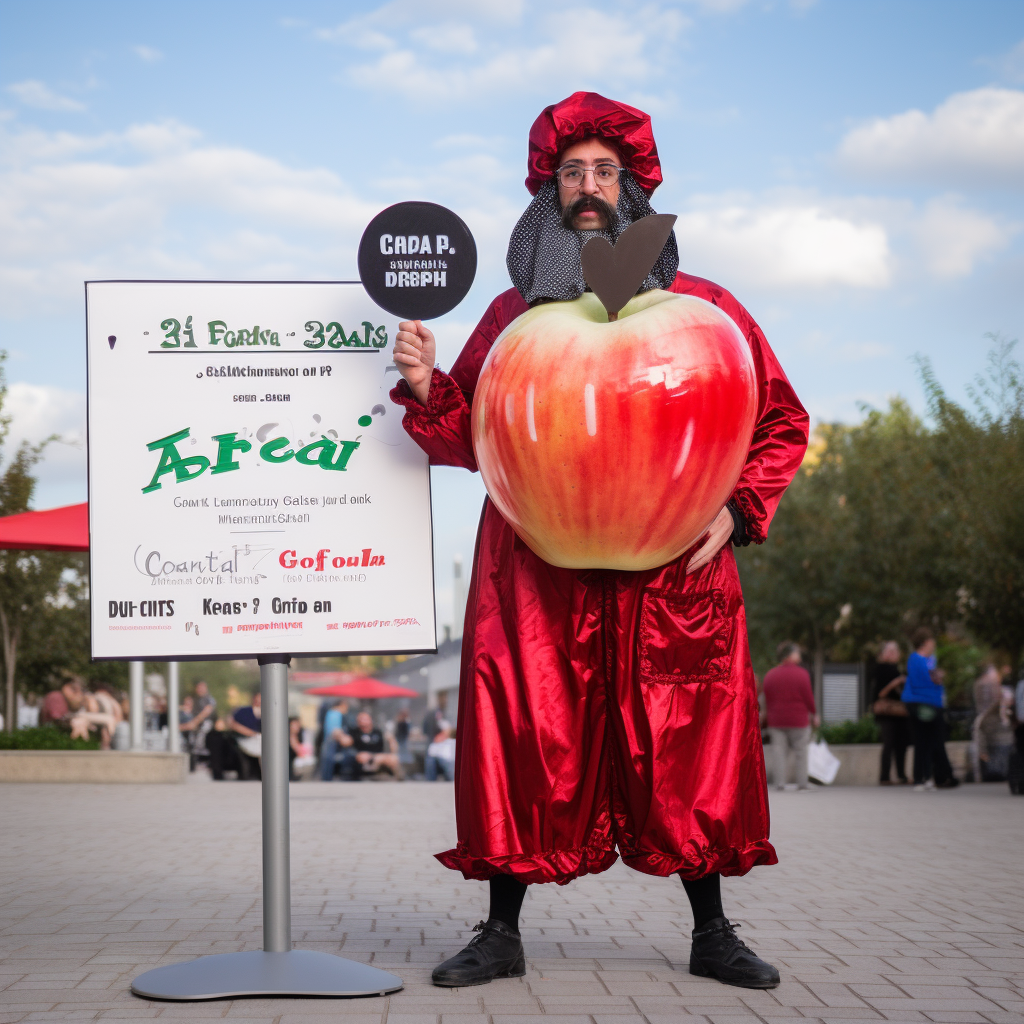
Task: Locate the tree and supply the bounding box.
[922,336,1024,674]
[0,458,70,732]
[739,335,1024,699]
[737,421,856,689]
[0,354,72,731]
[738,400,958,686]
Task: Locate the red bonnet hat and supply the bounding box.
[526,91,663,197]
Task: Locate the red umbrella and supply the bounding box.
[302,677,419,699]
[0,502,88,551]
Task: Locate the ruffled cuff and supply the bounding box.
[726,502,750,547]
[620,838,778,879]
[389,368,478,471]
[389,367,465,417]
[728,488,767,545]
[435,841,619,886]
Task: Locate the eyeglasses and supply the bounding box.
[556,163,623,188]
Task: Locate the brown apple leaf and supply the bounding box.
[581,213,678,320]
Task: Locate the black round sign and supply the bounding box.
[358,201,477,320]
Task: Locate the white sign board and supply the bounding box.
[86,281,436,660]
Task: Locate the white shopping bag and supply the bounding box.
[807,738,840,785]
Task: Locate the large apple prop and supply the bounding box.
[471,290,758,571]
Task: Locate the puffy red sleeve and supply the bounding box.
[389,288,527,472]
[670,273,809,543]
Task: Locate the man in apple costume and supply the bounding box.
[391,92,809,990]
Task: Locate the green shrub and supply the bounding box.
[819,715,880,744]
[0,726,100,751]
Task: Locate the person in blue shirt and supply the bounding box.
[319,698,356,781]
[902,628,958,790]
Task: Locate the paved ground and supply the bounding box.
[1,778,1022,1024]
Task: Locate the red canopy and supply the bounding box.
[300,676,419,699]
[0,502,88,551]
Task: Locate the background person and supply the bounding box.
[343,711,402,780]
[421,692,448,750]
[320,698,355,781]
[975,684,1016,782]
[179,680,216,767]
[39,677,84,730]
[425,720,455,781]
[902,628,958,790]
[288,716,304,781]
[207,690,262,780]
[762,643,819,790]
[872,641,909,785]
[394,708,413,770]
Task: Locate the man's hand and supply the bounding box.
[393,320,436,406]
[686,507,734,573]
[812,714,821,729]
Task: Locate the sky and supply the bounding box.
[2,0,1023,636]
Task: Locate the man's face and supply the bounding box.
[357,712,373,732]
[63,680,83,705]
[252,693,261,710]
[919,638,937,658]
[880,642,899,663]
[557,137,622,231]
[195,681,208,697]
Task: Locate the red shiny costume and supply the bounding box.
[391,94,809,886]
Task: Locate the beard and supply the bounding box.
[560,194,619,231]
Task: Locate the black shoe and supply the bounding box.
[689,917,780,989]
[936,777,960,789]
[432,919,526,987]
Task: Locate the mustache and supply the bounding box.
[561,194,618,230]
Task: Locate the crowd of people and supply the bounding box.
[25,674,457,783]
[759,628,1024,792]
[28,652,1021,794]
[317,693,455,782]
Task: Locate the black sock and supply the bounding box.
[488,874,528,934]
[681,873,724,930]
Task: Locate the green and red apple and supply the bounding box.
[471,290,758,571]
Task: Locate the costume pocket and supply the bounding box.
[638,588,732,684]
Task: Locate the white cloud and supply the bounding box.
[410,23,479,54]
[797,330,889,362]
[912,198,1015,278]
[323,5,685,100]
[675,197,892,290]
[3,383,86,499]
[317,0,525,43]
[677,0,748,10]
[0,119,381,313]
[133,45,163,62]
[6,80,85,112]
[991,38,1024,84]
[837,87,1024,188]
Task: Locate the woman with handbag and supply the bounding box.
[872,641,909,784]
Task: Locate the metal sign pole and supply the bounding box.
[130,655,403,1001]
[167,662,181,755]
[129,661,144,750]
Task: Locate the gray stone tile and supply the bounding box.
[0,782,1021,1024]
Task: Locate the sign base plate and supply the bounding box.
[131,950,403,1001]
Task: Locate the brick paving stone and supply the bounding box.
[2,781,1022,1024]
